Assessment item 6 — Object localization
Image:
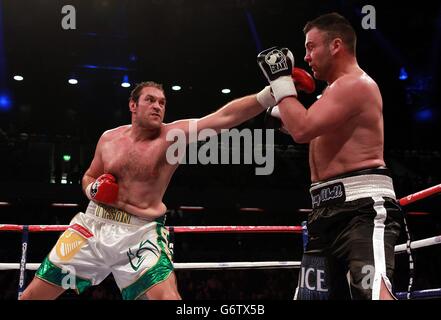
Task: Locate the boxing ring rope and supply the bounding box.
[0,225,303,233]
[394,235,441,253]
[1,224,305,299]
[398,184,441,206]
[1,183,440,299]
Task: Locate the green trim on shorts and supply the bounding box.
[121,251,173,300]
[156,221,168,252]
[36,256,92,294]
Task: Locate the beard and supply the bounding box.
[312,66,325,81]
[311,44,334,81]
[314,56,333,81]
[137,116,162,131]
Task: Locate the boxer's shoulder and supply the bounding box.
[101,125,131,140]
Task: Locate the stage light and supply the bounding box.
[121,75,130,88]
[399,67,408,80]
[415,108,433,122]
[0,94,12,111]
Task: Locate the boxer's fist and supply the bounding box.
[86,173,118,204]
[257,47,297,103]
[257,47,294,82]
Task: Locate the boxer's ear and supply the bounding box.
[129,99,137,112]
[329,37,343,56]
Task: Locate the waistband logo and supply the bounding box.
[311,182,345,208]
[95,206,132,224]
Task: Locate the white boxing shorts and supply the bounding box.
[35,201,174,300]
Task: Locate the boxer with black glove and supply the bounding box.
[263,67,316,134]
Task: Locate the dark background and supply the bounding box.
[0,0,440,299]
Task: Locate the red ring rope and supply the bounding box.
[1,183,439,234]
[0,224,303,233]
[398,183,441,206]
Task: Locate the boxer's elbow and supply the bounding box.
[280,107,314,143]
[287,124,312,144]
[291,130,311,144]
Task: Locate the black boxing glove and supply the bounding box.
[257,46,297,103]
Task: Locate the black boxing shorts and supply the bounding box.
[294,167,402,300]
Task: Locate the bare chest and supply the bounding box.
[102,140,168,181]
[310,127,383,181]
[312,129,361,169]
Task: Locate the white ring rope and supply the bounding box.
[2,234,440,270]
[0,235,439,271]
[394,235,441,253]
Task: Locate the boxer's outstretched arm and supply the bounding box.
[195,94,265,132]
[166,90,274,141]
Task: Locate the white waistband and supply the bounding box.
[85,201,161,226]
[310,174,396,202]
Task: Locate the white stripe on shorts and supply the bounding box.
[371,196,388,300]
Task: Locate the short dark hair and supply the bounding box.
[129,81,164,103]
[303,12,357,55]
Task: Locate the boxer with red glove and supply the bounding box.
[85,173,119,204]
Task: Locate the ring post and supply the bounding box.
[17,225,29,300]
[168,226,175,260]
[301,221,308,251]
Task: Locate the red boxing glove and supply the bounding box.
[86,173,118,204]
[292,67,315,93]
